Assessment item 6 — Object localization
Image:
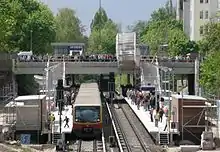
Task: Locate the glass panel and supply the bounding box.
[141,86,155,92]
[75,106,100,123]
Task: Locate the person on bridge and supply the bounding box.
[64,116,69,128]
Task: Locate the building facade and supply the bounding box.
[176,0,219,41]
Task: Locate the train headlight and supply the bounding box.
[97,119,100,122]
[75,119,78,122]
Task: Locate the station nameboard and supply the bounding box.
[51,43,85,55]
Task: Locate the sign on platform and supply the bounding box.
[20,134,31,144]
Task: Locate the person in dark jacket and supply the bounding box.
[64,116,69,128]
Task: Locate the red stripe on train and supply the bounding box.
[73,123,102,129]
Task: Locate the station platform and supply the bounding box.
[124,97,178,135]
[52,105,73,133]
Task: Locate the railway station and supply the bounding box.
[1,1,220,151]
[0,32,218,151]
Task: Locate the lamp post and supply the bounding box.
[45,55,52,144]
[30,30,33,52]
[98,0,102,52]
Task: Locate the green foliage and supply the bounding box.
[200,51,220,94]
[115,74,133,91]
[199,23,220,54]
[88,21,118,54]
[128,20,148,43]
[55,8,84,42]
[139,0,199,56]
[141,18,189,56]
[88,9,118,54]
[199,22,220,94]
[0,0,56,54]
[90,8,109,31]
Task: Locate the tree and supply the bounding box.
[200,51,220,95]
[0,0,26,52]
[0,0,56,95]
[90,8,109,31]
[0,0,56,54]
[199,22,220,55]
[88,8,118,54]
[55,8,84,42]
[128,20,148,43]
[88,20,118,54]
[139,0,198,56]
[150,0,175,22]
[199,22,220,95]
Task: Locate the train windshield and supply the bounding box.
[141,86,155,92]
[75,106,100,123]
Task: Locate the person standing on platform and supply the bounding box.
[131,90,136,105]
[150,91,155,109]
[159,108,164,122]
[154,109,160,127]
[156,95,160,110]
[145,95,150,111]
[150,108,154,122]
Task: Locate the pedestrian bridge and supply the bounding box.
[12,58,196,75]
[141,58,195,74]
[12,60,124,74]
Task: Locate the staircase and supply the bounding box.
[158,132,169,145]
[52,133,61,144]
[116,32,137,71]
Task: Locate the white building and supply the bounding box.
[176,0,219,41]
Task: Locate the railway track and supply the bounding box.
[110,103,154,152]
[71,130,106,152]
[71,139,104,152]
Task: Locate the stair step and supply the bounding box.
[52,133,62,144]
[159,133,169,145]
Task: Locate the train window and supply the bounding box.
[75,106,100,123]
[141,86,155,92]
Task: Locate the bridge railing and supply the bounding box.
[13,60,118,68]
[16,57,118,63]
[140,56,195,62]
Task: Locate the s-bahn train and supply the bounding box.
[72,83,102,138]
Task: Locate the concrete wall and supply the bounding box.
[13,61,120,74]
[0,53,12,72]
[16,106,41,130]
[16,98,47,131]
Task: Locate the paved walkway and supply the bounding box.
[52,105,73,133]
[124,97,178,134]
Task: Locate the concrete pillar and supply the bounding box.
[66,75,70,86]
[195,57,200,96]
[188,74,195,95]
[133,74,136,87]
[109,72,115,99]
[127,74,131,84]
[71,74,75,86]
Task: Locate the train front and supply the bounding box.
[73,105,102,138]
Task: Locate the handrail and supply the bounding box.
[105,102,124,152]
[101,129,107,152]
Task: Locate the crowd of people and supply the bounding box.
[17,54,117,62]
[17,53,196,63]
[126,88,168,129]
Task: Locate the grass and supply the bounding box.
[115,74,134,91]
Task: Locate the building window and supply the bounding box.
[205,0,208,3]
[204,25,208,34]
[205,11,209,19]
[200,11,203,19]
[200,26,204,35]
[200,0,204,3]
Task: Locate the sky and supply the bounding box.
[40,0,171,35]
